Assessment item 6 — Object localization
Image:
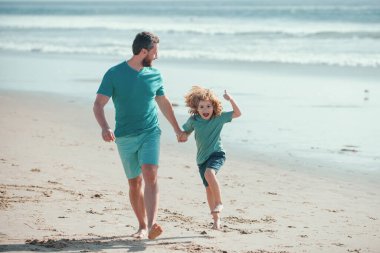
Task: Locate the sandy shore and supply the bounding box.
[0,90,379,252]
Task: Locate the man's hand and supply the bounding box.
[93,94,115,141]
[102,128,115,142]
[176,131,188,143]
[156,95,184,142]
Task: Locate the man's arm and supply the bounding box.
[93,94,115,142]
[155,95,184,140]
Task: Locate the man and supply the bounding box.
[93,31,183,240]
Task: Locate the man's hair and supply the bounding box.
[132,31,159,55]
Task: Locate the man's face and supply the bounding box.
[197,99,214,120]
[142,43,158,67]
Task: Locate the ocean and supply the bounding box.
[0,0,380,67]
[0,0,379,177]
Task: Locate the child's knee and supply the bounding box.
[204,168,216,180]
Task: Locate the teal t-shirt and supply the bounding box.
[183,111,233,165]
[97,61,165,137]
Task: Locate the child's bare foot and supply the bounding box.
[132,228,147,239]
[212,218,221,230]
[148,223,163,240]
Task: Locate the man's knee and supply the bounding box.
[128,176,143,191]
[142,164,158,184]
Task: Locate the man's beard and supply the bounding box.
[142,56,153,67]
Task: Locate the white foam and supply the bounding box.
[1,15,379,36]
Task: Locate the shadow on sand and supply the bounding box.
[0,235,211,252]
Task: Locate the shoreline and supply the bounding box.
[1,49,379,186]
[2,49,380,73]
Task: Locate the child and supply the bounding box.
[180,86,241,230]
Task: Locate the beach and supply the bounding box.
[1,51,380,253]
[1,0,380,251]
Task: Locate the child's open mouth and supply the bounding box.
[203,113,210,118]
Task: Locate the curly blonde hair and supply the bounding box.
[184,86,223,117]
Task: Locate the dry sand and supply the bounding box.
[1,90,379,253]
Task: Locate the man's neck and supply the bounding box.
[127,56,143,72]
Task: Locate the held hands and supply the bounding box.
[176,131,188,143]
[102,128,115,142]
[223,90,233,101]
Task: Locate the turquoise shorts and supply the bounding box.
[115,127,161,179]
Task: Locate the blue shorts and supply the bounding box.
[197,152,226,187]
[115,127,161,179]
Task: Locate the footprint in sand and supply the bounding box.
[224,216,260,224]
[160,209,193,223]
[325,209,345,213]
[86,209,104,215]
[168,242,218,252]
[332,242,345,247]
[91,193,103,199]
[347,249,361,253]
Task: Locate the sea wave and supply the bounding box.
[1,15,380,39]
[0,1,379,21]
[1,42,379,68]
[1,10,379,68]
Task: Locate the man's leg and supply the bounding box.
[141,164,163,239]
[141,164,158,228]
[128,175,147,238]
[115,134,147,238]
[138,128,162,239]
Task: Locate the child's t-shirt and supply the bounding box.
[182,111,233,165]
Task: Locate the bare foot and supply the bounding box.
[132,228,147,239]
[148,223,163,240]
[212,218,221,230]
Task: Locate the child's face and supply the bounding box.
[197,99,214,120]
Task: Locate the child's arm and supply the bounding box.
[223,90,242,118]
[181,118,194,142]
